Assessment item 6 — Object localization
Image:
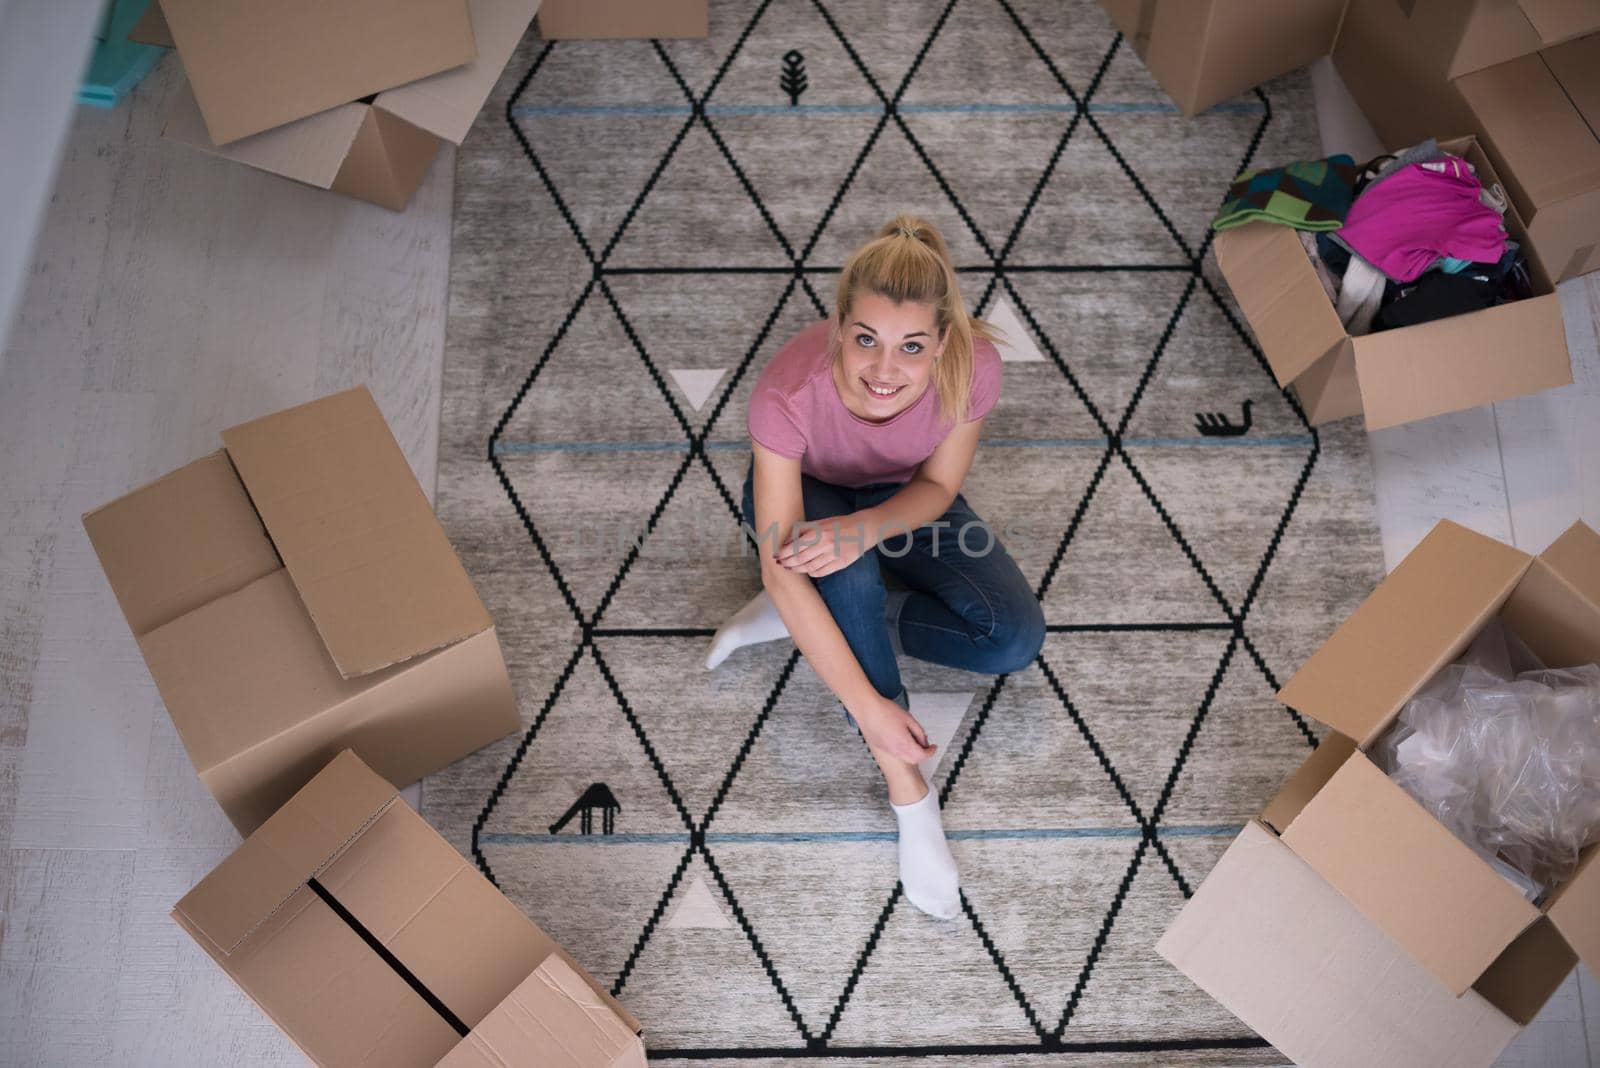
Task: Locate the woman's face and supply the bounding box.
[834,290,946,420]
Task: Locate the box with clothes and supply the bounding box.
[1211,136,1571,429]
[1158,519,1600,1068]
[1334,2,1600,283]
[129,0,541,210]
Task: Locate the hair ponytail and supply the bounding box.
[830,213,1004,428]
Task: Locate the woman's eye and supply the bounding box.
[903,342,923,355]
[856,334,875,348]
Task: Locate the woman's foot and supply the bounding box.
[705,589,789,669]
[891,782,962,920]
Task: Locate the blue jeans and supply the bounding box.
[740,457,1045,726]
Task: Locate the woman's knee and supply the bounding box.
[981,595,1045,674]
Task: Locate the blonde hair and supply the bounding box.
[829,214,1003,429]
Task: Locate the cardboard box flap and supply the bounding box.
[1546,849,1600,975]
[1540,521,1600,606]
[129,0,174,47]
[1213,223,1347,388]
[374,0,540,146]
[1456,50,1600,212]
[173,750,396,955]
[220,387,490,678]
[158,0,476,146]
[437,956,646,1067]
[1502,521,1600,668]
[1542,33,1600,135]
[1350,296,1573,431]
[1276,520,1532,745]
[1518,0,1600,45]
[82,451,281,637]
[1281,752,1541,995]
[1156,820,1522,1068]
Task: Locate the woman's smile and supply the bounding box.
[863,378,907,400]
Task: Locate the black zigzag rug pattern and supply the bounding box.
[426,0,1385,1061]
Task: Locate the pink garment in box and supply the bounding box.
[1338,158,1507,283]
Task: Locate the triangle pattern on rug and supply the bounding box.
[497,446,687,621]
[600,456,754,630]
[955,835,1143,1030]
[707,838,905,1035]
[704,288,829,447]
[512,41,690,255]
[661,0,881,107]
[1042,629,1235,820]
[899,0,1067,106]
[1006,127,1188,267]
[1061,838,1256,1041]
[1039,457,1226,625]
[604,270,797,437]
[939,647,1141,834]
[664,872,731,930]
[898,110,1071,256]
[824,892,1043,1047]
[480,647,693,837]
[479,838,691,994]
[910,690,975,786]
[595,632,789,826]
[617,853,811,1048]
[498,291,687,445]
[958,444,1106,598]
[1120,442,1314,615]
[980,291,1046,363]
[668,368,728,412]
[607,123,792,268]
[1162,648,1316,827]
[806,120,992,267]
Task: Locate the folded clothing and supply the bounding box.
[1211,154,1360,232]
[1336,156,1507,283]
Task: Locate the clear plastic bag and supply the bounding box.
[1373,619,1600,902]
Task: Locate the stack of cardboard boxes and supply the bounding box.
[1099,0,1600,430]
[84,388,644,1065]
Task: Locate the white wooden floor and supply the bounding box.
[0,49,1595,1068]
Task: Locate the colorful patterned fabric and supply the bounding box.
[1211,154,1360,232]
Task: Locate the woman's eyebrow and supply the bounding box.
[852,321,929,340]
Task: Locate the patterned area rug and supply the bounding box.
[425,1,1384,1062]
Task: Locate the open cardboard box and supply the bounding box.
[1159,519,1600,1067]
[83,386,519,834]
[135,0,539,211]
[1094,0,1600,119]
[175,750,644,1067]
[1214,136,1573,430]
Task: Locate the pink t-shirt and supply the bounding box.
[746,318,1002,488]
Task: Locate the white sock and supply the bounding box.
[705,589,789,669]
[891,785,962,920]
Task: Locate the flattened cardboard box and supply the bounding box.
[1160,519,1600,1067]
[174,750,644,1067]
[83,386,519,834]
[149,0,540,211]
[156,0,476,146]
[1214,137,1572,430]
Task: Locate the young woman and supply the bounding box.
[705,214,1045,920]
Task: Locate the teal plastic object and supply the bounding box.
[79,0,166,109]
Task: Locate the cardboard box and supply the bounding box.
[535,0,707,40]
[1159,519,1600,1067]
[175,750,645,1067]
[157,0,476,146]
[83,387,519,834]
[142,0,539,211]
[1096,0,1346,117]
[1455,33,1600,282]
[1214,137,1572,430]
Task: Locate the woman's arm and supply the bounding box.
[750,443,936,765]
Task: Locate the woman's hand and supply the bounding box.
[856,694,937,765]
[774,513,869,578]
